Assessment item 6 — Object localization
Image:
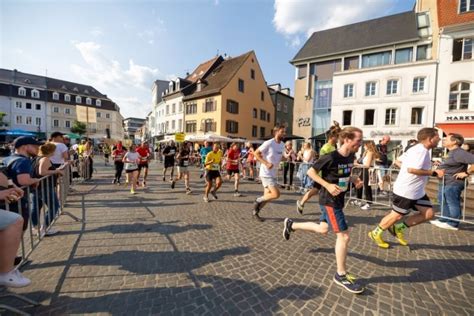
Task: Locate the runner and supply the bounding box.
[199,141,213,179]
[296,122,340,214]
[225,142,242,197]
[162,141,177,182]
[203,143,223,203]
[112,141,126,185]
[137,141,151,187]
[171,141,192,194]
[123,144,140,194]
[282,127,365,294]
[103,144,111,166]
[368,127,444,249]
[246,142,256,181]
[252,125,286,222]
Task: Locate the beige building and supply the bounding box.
[183,51,275,140]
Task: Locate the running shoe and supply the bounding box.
[368,231,389,249]
[387,225,408,246]
[0,269,31,288]
[296,200,304,215]
[333,273,364,294]
[210,190,218,200]
[45,228,59,236]
[203,196,209,203]
[112,179,117,184]
[142,181,146,188]
[171,180,175,189]
[360,204,371,210]
[131,189,136,195]
[233,191,242,197]
[253,213,265,222]
[253,199,262,214]
[186,188,192,195]
[283,218,293,240]
[162,176,166,181]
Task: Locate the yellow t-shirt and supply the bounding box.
[205,150,223,171]
[77,144,85,155]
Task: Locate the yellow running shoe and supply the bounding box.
[130,188,136,195]
[368,231,389,249]
[388,225,408,246]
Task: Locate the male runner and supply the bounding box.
[136,141,151,187]
[203,143,223,203]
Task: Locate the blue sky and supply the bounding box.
[0,0,414,118]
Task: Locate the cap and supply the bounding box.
[50,131,65,138]
[13,136,44,148]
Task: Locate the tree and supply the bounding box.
[71,120,87,135]
[0,112,8,127]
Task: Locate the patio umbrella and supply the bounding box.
[66,133,81,139]
[0,129,36,136]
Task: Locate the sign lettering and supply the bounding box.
[297,117,311,127]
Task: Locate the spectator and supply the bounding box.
[404,139,418,152]
[376,135,391,195]
[355,141,381,210]
[3,137,42,230]
[83,141,94,180]
[431,133,474,230]
[49,132,69,169]
[282,141,297,190]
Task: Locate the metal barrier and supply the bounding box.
[274,161,313,193]
[436,176,472,225]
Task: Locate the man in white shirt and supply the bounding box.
[252,125,286,222]
[49,131,69,169]
[369,128,444,248]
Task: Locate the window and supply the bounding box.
[203,98,216,112]
[178,119,182,132]
[283,104,288,113]
[97,112,101,118]
[172,103,176,114]
[26,116,32,125]
[343,84,354,98]
[365,82,377,96]
[449,82,470,111]
[297,65,307,79]
[178,102,183,112]
[106,113,110,119]
[411,107,423,125]
[15,101,22,109]
[166,105,169,114]
[361,51,391,68]
[76,96,81,103]
[417,12,431,37]
[453,38,473,62]
[185,102,197,114]
[36,104,41,110]
[86,98,92,105]
[252,108,257,118]
[343,110,352,126]
[172,120,175,130]
[261,91,264,101]
[65,120,71,128]
[25,102,31,109]
[386,80,399,95]
[65,108,71,115]
[18,87,26,96]
[65,94,71,102]
[416,45,431,61]
[413,77,426,93]
[52,92,59,100]
[96,99,101,106]
[395,48,413,64]
[344,56,360,70]
[251,69,255,79]
[226,100,239,114]
[238,79,244,92]
[16,116,22,124]
[35,117,41,126]
[267,113,271,122]
[385,108,397,125]
[226,120,239,134]
[53,119,59,127]
[260,109,267,121]
[185,121,197,133]
[53,107,59,113]
[31,90,40,98]
[252,125,257,137]
[459,0,474,13]
[364,109,375,125]
[260,127,266,138]
[277,102,282,111]
[202,119,216,132]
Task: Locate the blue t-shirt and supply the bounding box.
[200,146,212,163]
[3,154,32,187]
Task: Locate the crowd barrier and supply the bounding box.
[1,161,86,315]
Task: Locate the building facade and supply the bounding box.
[268,84,294,136]
[123,117,146,143]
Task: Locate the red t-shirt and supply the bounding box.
[112,149,126,161]
[226,149,240,170]
[136,147,150,164]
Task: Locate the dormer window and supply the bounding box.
[86,97,92,105]
[65,94,71,102]
[31,89,40,98]
[175,79,180,90]
[168,81,174,93]
[96,99,101,107]
[84,89,89,94]
[61,85,67,90]
[73,87,79,92]
[18,87,26,96]
[76,96,82,103]
[52,92,59,100]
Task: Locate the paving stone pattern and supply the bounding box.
[4,162,474,315]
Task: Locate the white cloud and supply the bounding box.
[273,0,399,43]
[90,27,103,37]
[70,41,162,118]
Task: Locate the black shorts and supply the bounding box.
[125,168,138,173]
[392,194,432,215]
[313,182,322,189]
[226,169,239,176]
[164,160,175,168]
[206,170,221,181]
[138,163,149,170]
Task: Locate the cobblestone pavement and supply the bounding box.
[3,162,474,315]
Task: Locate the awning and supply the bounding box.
[436,123,474,139]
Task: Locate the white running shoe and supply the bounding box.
[360,204,371,210]
[0,269,31,288]
[430,220,459,231]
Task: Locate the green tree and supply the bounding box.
[71,120,87,135]
[0,112,8,127]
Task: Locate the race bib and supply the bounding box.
[126,163,137,170]
[183,161,189,167]
[338,177,350,192]
[211,163,220,170]
[170,150,175,155]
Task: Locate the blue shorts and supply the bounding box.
[319,205,348,233]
